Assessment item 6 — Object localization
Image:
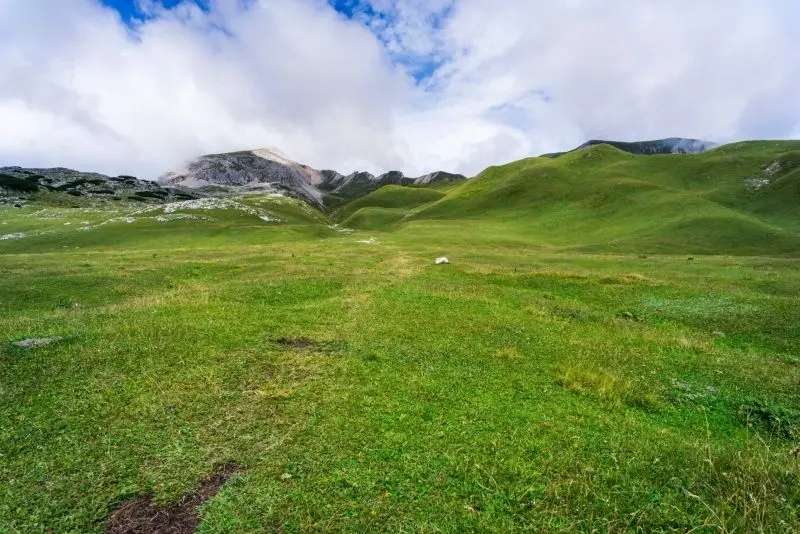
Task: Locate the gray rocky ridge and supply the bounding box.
[0,165,198,206]
[158,148,467,207]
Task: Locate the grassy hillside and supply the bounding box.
[398,141,800,255]
[334,185,445,224]
[0,193,335,254]
[341,206,409,230]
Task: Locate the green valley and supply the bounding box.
[1,141,799,532]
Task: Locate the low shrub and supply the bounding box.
[134,190,168,199]
[0,173,39,192]
[739,400,799,440]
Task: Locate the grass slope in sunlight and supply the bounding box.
[334,185,445,229]
[399,140,800,255]
[2,187,799,531]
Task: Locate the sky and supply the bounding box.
[1,0,800,179]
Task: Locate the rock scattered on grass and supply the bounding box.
[435,257,450,265]
[154,214,210,223]
[328,224,355,234]
[13,336,63,348]
[0,232,27,240]
[161,197,280,222]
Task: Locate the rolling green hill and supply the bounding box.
[334,185,446,229]
[335,185,445,219]
[0,193,335,254]
[379,140,800,255]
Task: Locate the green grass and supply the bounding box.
[2,145,800,531]
[401,141,800,255]
[341,206,410,229]
[334,185,445,226]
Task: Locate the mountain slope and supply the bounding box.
[319,170,466,200]
[334,185,445,223]
[159,149,467,209]
[542,137,715,158]
[377,141,800,255]
[159,149,326,207]
[1,166,198,205]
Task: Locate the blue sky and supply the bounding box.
[100,0,448,81]
[103,0,364,23]
[101,0,196,20]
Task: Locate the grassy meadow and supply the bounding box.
[2,142,800,532]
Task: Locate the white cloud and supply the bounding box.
[403,0,800,173]
[0,0,410,177]
[1,0,799,179]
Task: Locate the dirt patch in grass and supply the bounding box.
[274,337,315,349]
[273,337,345,355]
[106,462,239,534]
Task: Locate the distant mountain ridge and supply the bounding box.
[2,138,723,210]
[158,148,467,208]
[0,166,197,205]
[542,137,716,158]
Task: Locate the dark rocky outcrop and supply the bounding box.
[0,166,199,204]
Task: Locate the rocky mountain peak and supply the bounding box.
[158,148,467,208]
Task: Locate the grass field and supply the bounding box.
[338,141,800,256]
[2,143,800,531]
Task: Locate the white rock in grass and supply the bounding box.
[435,257,450,265]
[328,225,354,234]
[155,214,210,223]
[0,232,27,240]
[160,197,281,222]
[13,336,63,348]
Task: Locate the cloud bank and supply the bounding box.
[1,0,799,178]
